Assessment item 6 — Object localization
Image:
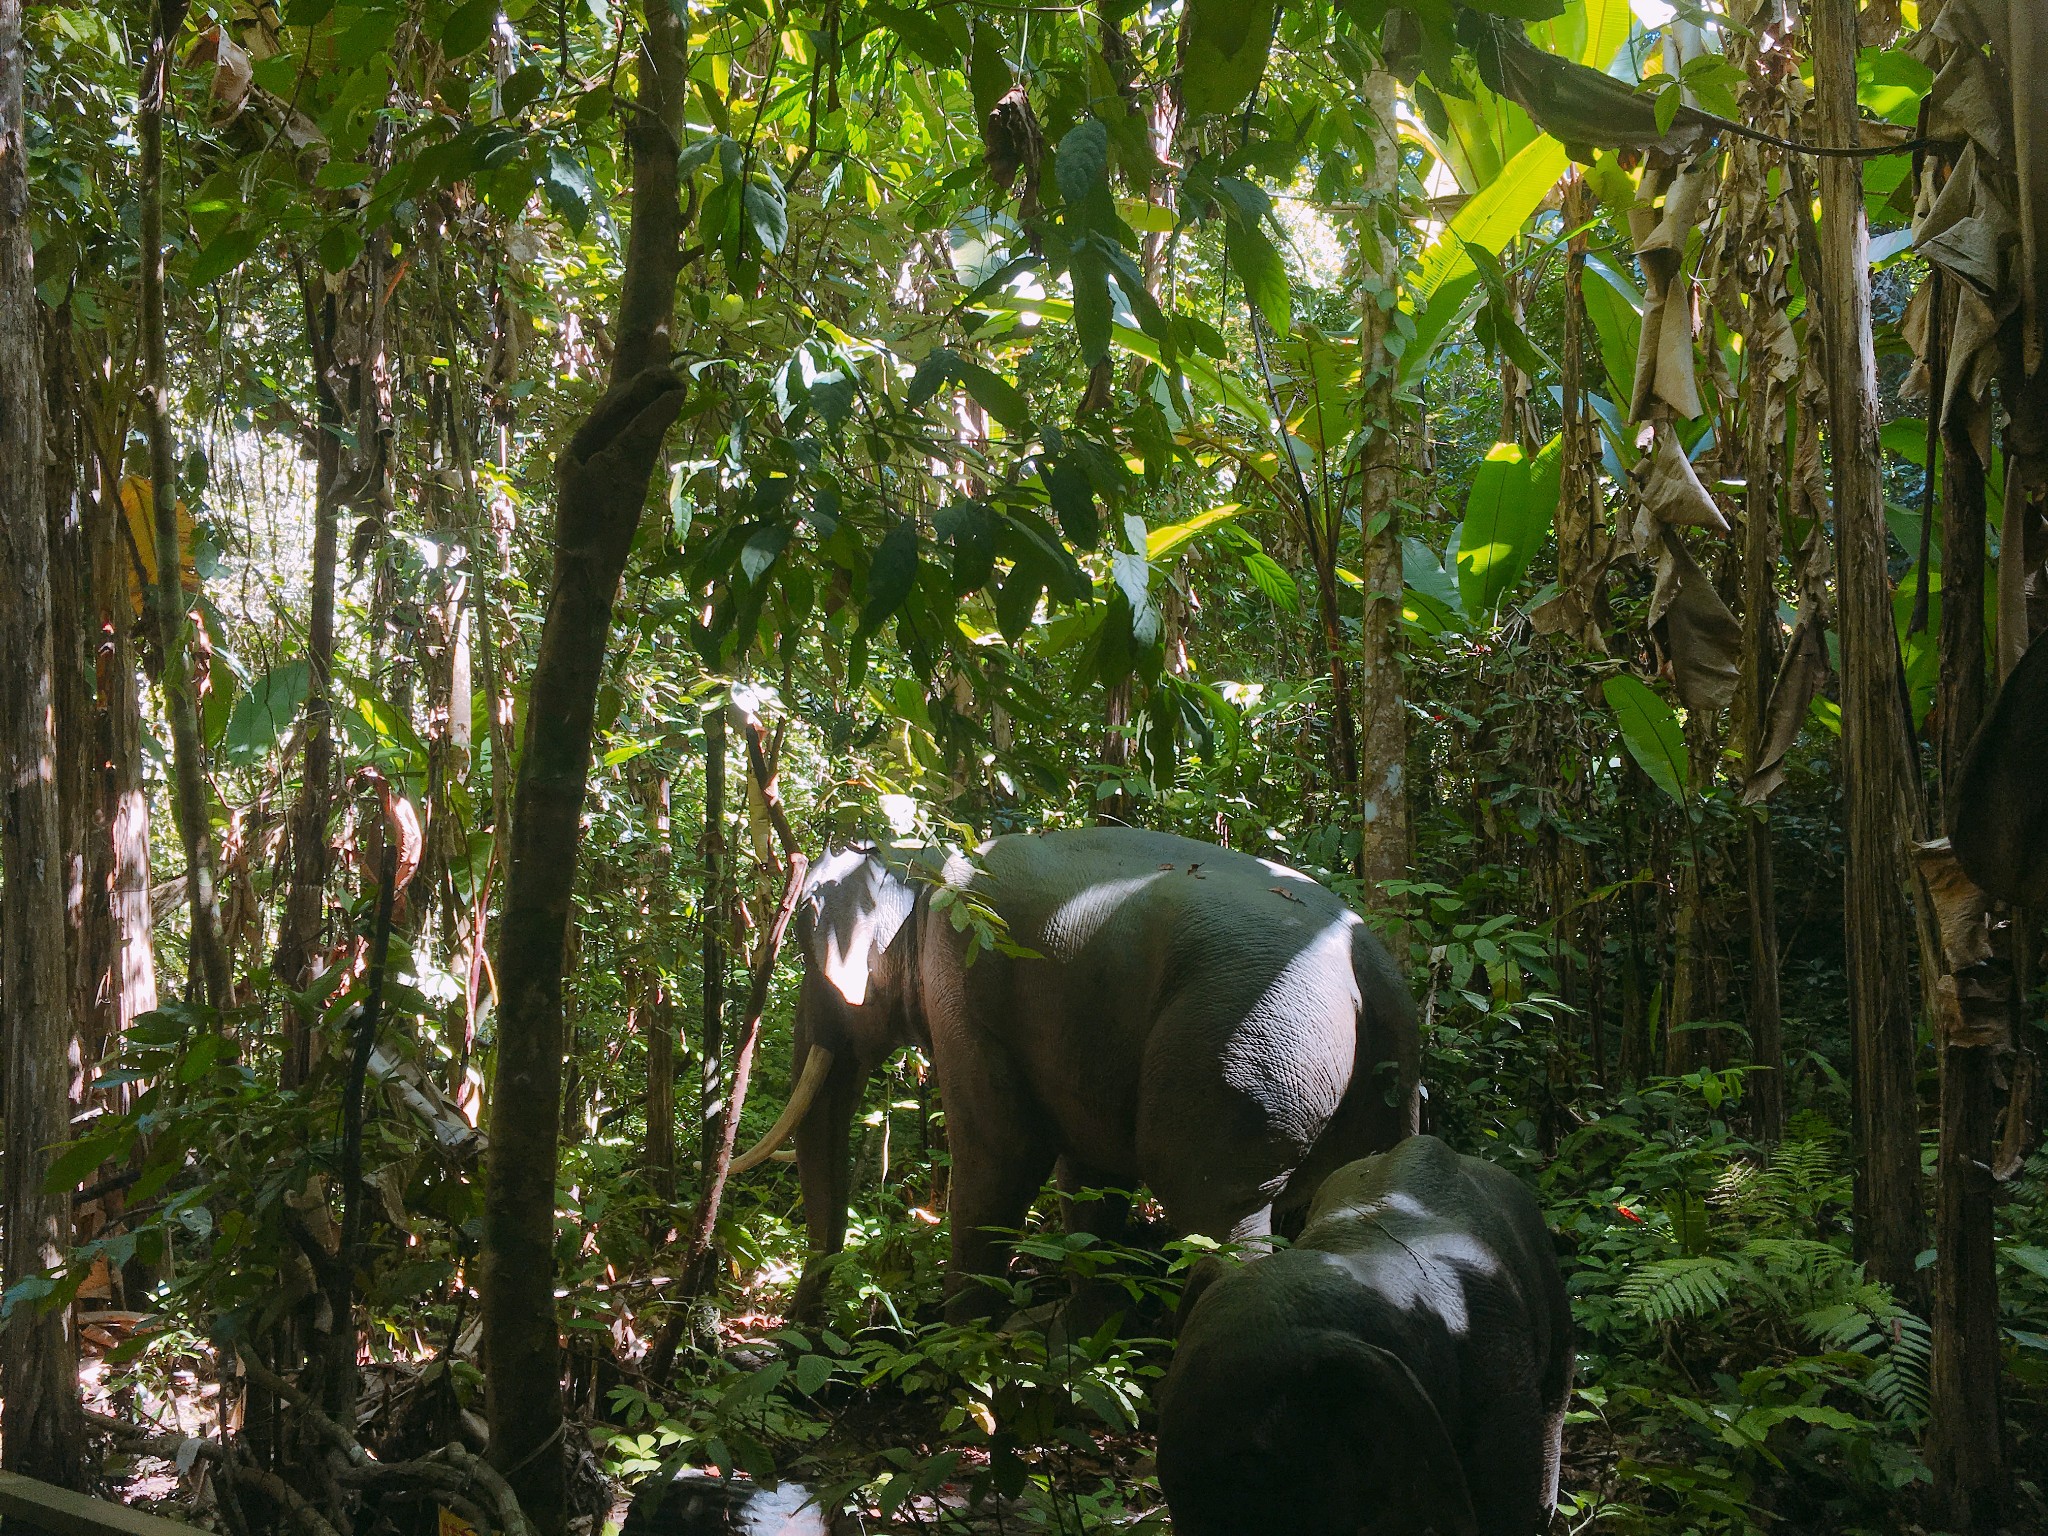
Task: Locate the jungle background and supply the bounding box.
[0,0,2044,1531]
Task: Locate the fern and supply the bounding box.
[1801,1286,1931,1424]
[1618,1255,1739,1325]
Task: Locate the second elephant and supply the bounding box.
[731,827,1420,1319]
[1158,1135,1574,1536]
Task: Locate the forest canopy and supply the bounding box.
[0,0,2045,1532]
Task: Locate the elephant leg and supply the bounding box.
[790,1050,868,1322]
[1136,1016,1307,1249]
[938,1052,1060,1324]
[1462,1376,1553,1533]
[1054,1158,1141,1339]
[1056,1156,1133,1248]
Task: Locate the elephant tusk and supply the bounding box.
[729,1046,836,1174]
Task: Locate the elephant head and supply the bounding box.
[729,847,924,1311]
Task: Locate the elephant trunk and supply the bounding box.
[730,1045,837,1174]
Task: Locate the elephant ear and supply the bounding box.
[1342,1341,1478,1536]
[813,850,918,1007]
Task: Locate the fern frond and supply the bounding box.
[1618,1256,1740,1325]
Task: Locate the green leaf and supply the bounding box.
[1071,242,1113,366]
[1179,0,1277,118]
[969,24,1009,122]
[1147,503,1245,562]
[1241,549,1300,611]
[1055,118,1109,208]
[995,560,1046,641]
[316,222,363,275]
[794,1354,833,1395]
[860,520,919,634]
[1603,674,1691,804]
[542,150,594,234]
[190,225,262,287]
[740,522,790,582]
[952,357,1034,434]
[1224,221,1290,335]
[1041,461,1098,548]
[224,659,312,769]
[439,0,497,58]
[744,179,788,255]
[1455,442,1551,616]
[1654,82,1683,138]
[1410,136,1569,309]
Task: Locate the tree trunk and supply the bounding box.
[1740,270,1785,1144]
[1813,0,1926,1298]
[1929,1008,2005,1533]
[45,309,101,1092]
[644,772,676,1200]
[1936,423,1988,805]
[1356,69,1408,910]
[479,5,689,1526]
[1,0,83,1479]
[275,284,344,1084]
[84,367,156,1070]
[699,705,728,1174]
[140,0,227,1007]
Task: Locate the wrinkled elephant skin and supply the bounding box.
[741,828,1420,1321]
[1159,1135,1573,1536]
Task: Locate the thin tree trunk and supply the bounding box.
[645,772,676,1200]
[1927,281,2002,1534]
[1740,279,1785,1144]
[275,285,344,1084]
[1936,424,1988,805]
[1814,0,1926,1298]
[699,704,728,1174]
[1,0,83,1478]
[479,4,689,1525]
[1356,68,1408,911]
[45,309,100,1090]
[84,371,156,1067]
[140,0,227,1007]
[1929,997,2005,1533]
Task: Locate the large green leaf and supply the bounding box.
[1147,504,1246,562]
[1580,255,1644,404]
[1604,674,1691,804]
[1411,136,1570,309]
[1455,441,1553,616]
[223,659,311,769]
[1224,220,1291,335]
[1179,0,1277,118]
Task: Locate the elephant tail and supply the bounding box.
[1159,1323,1476,1536]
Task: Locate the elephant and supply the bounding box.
[1156,1135,1574,1536]
[729,827,1420,1321]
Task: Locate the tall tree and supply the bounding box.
[1812,0,1925,1297]
[479,5,691,1527]
[139,0,228,1006]
[274,280,346,1084]
[0,0,83,1483]
[1356,68,1409,906]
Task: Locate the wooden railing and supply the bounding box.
[0,1473,197,1536]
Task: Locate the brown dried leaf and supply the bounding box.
[1910,837,1995,970]
[1651,529,1741,714]
[1742,606,1829,804]
[1952,629,2048,905]
[1632,420,1730,532]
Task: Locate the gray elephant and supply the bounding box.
[1157,1135,1573,1536]
[730,827,1419,1320]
